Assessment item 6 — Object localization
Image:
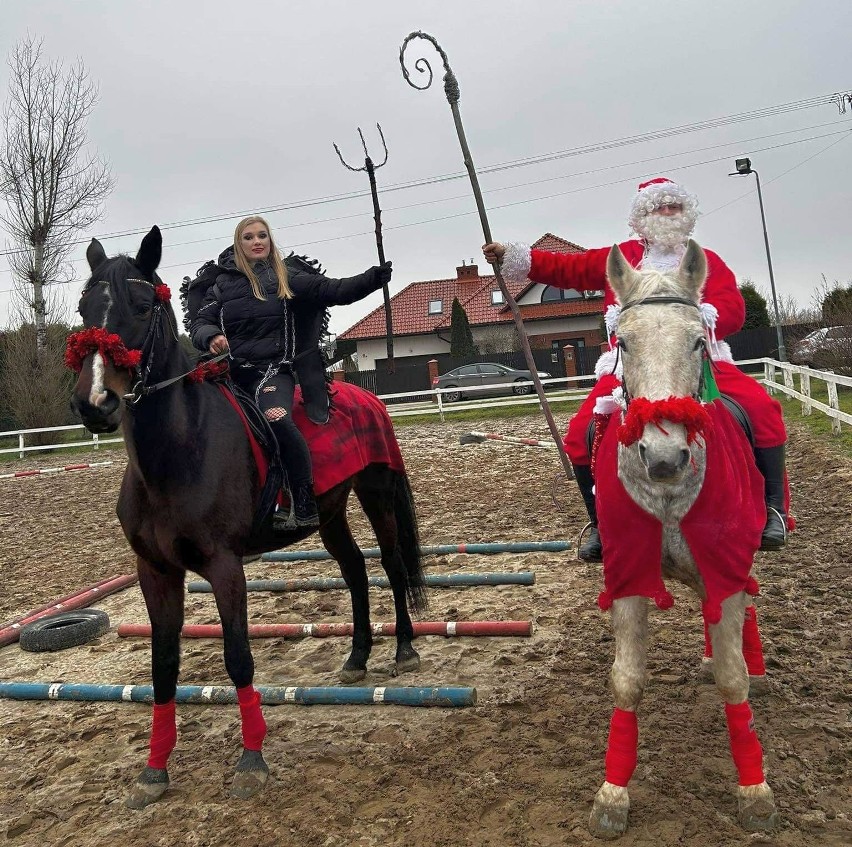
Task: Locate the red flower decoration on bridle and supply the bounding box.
[186,359,230,383]
[617,396,712,447]
[154,283,171,302]
[64,327,142,373]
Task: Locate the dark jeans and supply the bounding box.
[232,365,312,493]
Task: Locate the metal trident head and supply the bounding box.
[333,123,388,172]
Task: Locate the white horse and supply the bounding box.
[588,240,778,838]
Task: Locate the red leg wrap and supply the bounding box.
[604,708,638,787]
[237,685,267,751]
[725,701,765,786]
[703,617,713,658]
[742,606,766,676]
[147,700,177,770]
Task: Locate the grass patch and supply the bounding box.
[772,382,852,457]
[391,397,585,427]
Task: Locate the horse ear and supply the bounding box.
[86,239,108,272]
[606,243,637,302]
[135,226,162,279]
[679,239,707,299]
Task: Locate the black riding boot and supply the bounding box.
[573,463,603,562]
[270,416,319,529]
[753,444,787,551]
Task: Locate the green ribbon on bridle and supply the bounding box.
[700,357,721,402]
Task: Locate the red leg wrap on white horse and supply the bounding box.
[237,685,267,751]
[703,618,713,658]
[604,707,638,787]
[725,701,764,785]
[147,699,177,770]
[742,606,766,676]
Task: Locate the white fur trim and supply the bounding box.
[699,302,719,348]
[500,242,531,282]
[709,340,733,363]
[595,348,622,380]
[594,389,625,415]
[698,302,718,331]
[604,304,622,338]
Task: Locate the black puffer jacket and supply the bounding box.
[190,247,390,422]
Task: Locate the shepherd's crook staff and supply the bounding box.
[333,124,395,373]
[400,31,574,482]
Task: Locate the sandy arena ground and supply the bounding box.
[0,415,849,847]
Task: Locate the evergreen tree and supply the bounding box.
[449,297,477,358]
[739,280,771,330]
[821,282,852,324]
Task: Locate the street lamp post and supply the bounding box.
[730,157,787,361]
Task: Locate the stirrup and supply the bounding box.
[576,522,603,563]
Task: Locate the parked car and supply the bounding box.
[432,362,552,402]
[789,325,852,368]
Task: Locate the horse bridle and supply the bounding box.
[614,296,708,407]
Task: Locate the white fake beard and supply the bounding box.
[634,211,695,248]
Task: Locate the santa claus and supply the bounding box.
[483,177,790,560]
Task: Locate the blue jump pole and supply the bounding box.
[262,540,571,562]
[187,571,537,593]
[0,681,477,708]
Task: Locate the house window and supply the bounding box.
[541,286,582,303]
[428,299,443,315]
[490,289,504,305]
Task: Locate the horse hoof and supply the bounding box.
[749,674,770,696]
[395,644,421,675]
[589,783,630,840]
[230,749,269,800]
[589,800,629,840]
[339,666,367,683]
[738,784,779,831]
[125,766,169,809]
[697,657,714,684]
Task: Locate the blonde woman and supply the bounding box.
[191,215,392,528]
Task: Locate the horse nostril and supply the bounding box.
[638,443,647,465]
[679,448,690,469]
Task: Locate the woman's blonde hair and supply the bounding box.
[233,215,292,300]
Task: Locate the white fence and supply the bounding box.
[2,361,849,458]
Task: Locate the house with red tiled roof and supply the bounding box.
[338,234,606,371]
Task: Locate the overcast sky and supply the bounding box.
[2,0,850,337]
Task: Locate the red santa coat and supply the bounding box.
[528,240,787,455]
[593,400,765,625]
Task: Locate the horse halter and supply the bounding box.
[614,295,708,407]
[69,276,185,406]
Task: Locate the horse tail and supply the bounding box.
[393,469,427,613]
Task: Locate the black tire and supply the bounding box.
[443,386,462,403]
[513,378,532,396]
[19,609,110,652]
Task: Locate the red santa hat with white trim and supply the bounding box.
[628,176,699,235]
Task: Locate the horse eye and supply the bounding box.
[693,337,705,352]
[617,338,627,352]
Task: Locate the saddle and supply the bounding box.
[215,377,285,533]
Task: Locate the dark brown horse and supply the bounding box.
[69,226,425,808]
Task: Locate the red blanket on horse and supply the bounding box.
[221,380,405,498]
[595,400,765,624]
[292,381,405,494]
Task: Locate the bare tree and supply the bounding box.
[0,36,113,351]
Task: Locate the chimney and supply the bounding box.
[456,258,479,280]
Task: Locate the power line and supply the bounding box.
[1,125,849,294]
[1,121,846,281]
[1,90,847,259]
